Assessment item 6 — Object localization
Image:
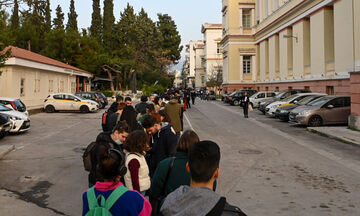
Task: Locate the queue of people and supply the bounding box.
[82,90,246,216]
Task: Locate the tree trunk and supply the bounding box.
[104,68,114,92]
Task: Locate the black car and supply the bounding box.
[0,113,12,139]
[274,94,326,121]
[258,89,311,114]
[75,92,105,109]
[228,89,257,106]
[95,92,108,106]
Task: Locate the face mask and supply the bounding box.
[114,140,122,145]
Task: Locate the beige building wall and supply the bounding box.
[0,65,77,109]
[279,28,293,80]
[194,43,205,88]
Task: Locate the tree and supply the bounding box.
[66,0,78,31]
[157,14,183,64]
[44,0,51,32]
[90,0,102,41]
[206,63,223,94]
[0,10,12,75]
[9,0,19,31]
[103,0,115,49]
[53,5,64,30]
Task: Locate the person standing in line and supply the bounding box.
[160,141,246,216]
[82,148,152,216]
[242,92,250,118]
[190,89,196,105]
[164,96,182,138]
[141,115,178,177]
[106,102,126,132]
[124,130,151,196]
[135,95,148,115]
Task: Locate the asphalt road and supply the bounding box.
[0,100,359,215]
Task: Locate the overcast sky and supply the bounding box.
[44,0,222,70]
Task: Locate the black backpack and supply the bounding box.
[101,111,109,132]
[82,142,97,172]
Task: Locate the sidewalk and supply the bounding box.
[0,144,14,160]
[307,126,360,146]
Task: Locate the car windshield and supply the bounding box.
[298,96,321,105]
[308,97,332,107]
[99,93,106,98]
[250,93,259,98]
[274,91,288,99]
[0,105,11,111]
[14,100,26,109]
[229,91,237,96]
[281,94,298,102]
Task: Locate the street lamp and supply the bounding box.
[283,35,298,43]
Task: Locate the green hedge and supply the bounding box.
[102,90,114,97]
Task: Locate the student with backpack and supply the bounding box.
[123,130,151,195]
[102,96,124,132]
[82,148,152,216]
[86,121,131,187]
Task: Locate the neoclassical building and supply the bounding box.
[221,0,359,95]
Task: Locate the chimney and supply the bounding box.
[27,40,31,51]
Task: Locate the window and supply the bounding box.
[267,92,276,97]
[275,87,279,92]
[59,81,64,92]
[326,86,334,95]
[71,82,76,93]
[20,78,25,96]
[304,86,310,91]
[53,94,64,99]
[243,56,251,74]
[265,87,269,91]
[217,42,222,54]
[34,79,40,93]
[327,98,344,108]
[242,9,251,28]
[201,76,206,84]
[288,86,293,90]
[65,95,77,101]
[257,93,265,98]
[49,80,54,93]
[344,97,351,107]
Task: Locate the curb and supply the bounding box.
[0,144,15,160]
[28,108,43,116]
[307,128,360,147]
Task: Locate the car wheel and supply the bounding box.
[233,100,240,106]
[80,105,90,113]
[45,105,55,113]
[308,115,323,127]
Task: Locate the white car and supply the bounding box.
[44,93,99,113]
[0,97,29,116]
[249,92,276,108]
[0,104,30,133]
[265,93,324,116]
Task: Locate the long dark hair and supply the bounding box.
[176,130,200,152]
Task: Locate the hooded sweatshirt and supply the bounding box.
[160,186,246,216]
[160,186,221,216]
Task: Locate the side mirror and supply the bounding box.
[327,105,334,109]
[293,100,298,104]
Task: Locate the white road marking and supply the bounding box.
[212,101,360,175]
[184,112,195,131]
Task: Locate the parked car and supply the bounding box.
[274,94,327,121]
[265,93,321,116]
[228,89,257,106]
[208,90,216,100]
[75,92,105,109]
[0,113,12,138]
[289,96,351,127]
[0,104,30,133]
[258,89,311,114]
[249,92,276,108]
[44,93,99,113]
[221,93,229,101]
[0,97,29,116]
[224,91,237,103]
[94,92,108,106]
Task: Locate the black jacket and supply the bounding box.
[107,106,142,132]
[148,124,178,177]
[135,102,148,115]
[108,102,118,114]
[88,132,121,185]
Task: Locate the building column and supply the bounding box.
[240,55,244,82]
[251,8,256,34]
[252,55,257,82]
[334,0,354,76]
[259,40,268,82]
[239,9,243,34]
[76,76,79,92]
[268,34,279,81]
[310,7,334,79]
